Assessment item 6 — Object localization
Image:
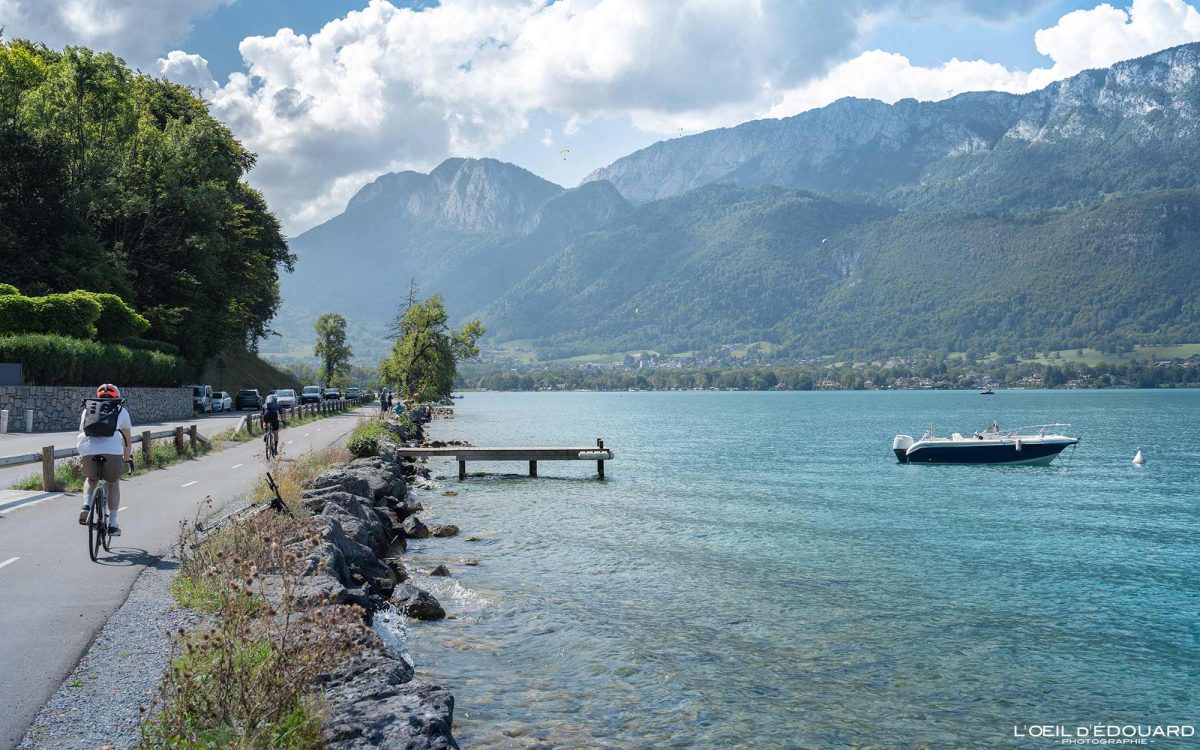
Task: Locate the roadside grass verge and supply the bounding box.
[143,443,364,748]
[11,439,213,492]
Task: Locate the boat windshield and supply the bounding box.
[974,422,1071,438]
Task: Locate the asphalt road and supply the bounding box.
[0,410,363,750]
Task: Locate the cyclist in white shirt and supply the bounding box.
[77,383,133,536]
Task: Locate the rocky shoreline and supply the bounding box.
[290,409,467,748]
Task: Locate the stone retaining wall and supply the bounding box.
[0,386,193,433]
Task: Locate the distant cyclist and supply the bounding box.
[261,393,283,450]
[77,384,132,536]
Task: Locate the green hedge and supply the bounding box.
[0,334,183,386]
[0,287,146,341]
[90,292,150,341]
[0,283,18,296]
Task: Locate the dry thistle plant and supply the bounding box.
[145,449,378,749]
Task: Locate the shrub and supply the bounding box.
[32,292,102,338]
[0,294,37,334]
[0,283,18,296]
[0,333,183,386]
[346,428,380,458]
[85,292,149,341]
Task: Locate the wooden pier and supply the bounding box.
[395,438,613,480]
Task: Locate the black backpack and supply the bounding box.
[82,398,124,437]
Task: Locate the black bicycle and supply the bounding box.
[86,455,133,561]
[263,422,280,459]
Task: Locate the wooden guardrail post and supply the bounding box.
[141,430,153,466]
[41,446,54,491]
[174,426,186,455]
[188,425,198,451]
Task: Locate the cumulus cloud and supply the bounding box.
[148,0,1200,233]
[0,0,229,68]
[156,50,216,92]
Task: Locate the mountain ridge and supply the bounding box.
[273,43,1200,364]
[584,43,1200,211]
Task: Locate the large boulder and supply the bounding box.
[317,516,397,598]
[306,469,372,500]
[401,516,430,540]
[318,491,389,553]
[392,583,445,620]
[321,651,457,750]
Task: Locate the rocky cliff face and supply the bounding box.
[345,157,563,233]
[585,43,1200,209]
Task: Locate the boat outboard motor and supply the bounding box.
[893,435,914,463]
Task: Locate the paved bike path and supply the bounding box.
[0,411,362,750]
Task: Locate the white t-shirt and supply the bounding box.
[76,405,133,456]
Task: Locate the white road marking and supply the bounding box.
[0,557,18,570]
[181,481,198,487]
[231,464,243,469]
[303,433,310,437]
[286,440,294,445]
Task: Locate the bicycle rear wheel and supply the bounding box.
[88,486,106,561]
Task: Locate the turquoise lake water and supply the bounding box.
[395,390,1199,749]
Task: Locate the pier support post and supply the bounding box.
[458,460,466,481]
[529,460,537,478]
[597,438,605,480]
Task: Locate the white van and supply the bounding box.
[187,384,213,413]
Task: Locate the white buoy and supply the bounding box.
[1132,449,1146,466]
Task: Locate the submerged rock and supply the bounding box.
[429,565,451,577]
[429,524,459,538]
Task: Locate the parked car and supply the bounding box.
[212,391,233,412]
[235,389,262,410]
[323,388,342,400]
[187,384,213,413]
[345,387,361,400]
[300,385,323,405]
[275,389,297,408]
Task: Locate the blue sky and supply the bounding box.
[8,0,1199,231]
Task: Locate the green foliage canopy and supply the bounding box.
[379,294,483,401]
[0,39,293,364]
[313,313,352,387]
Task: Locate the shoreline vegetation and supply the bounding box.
[460,354,1200,392]
[137,406,464,749]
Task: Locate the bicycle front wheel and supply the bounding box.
[88,486,106,561]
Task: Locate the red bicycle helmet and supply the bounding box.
[96,383,120,399]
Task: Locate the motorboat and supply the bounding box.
[893,421,1078,465]
[979,386,994,395]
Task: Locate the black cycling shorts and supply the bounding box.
[263,417,281,431]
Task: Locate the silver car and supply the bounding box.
[212,391,233,411]
[274,389,298,408]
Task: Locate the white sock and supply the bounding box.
[109,509,119,526]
